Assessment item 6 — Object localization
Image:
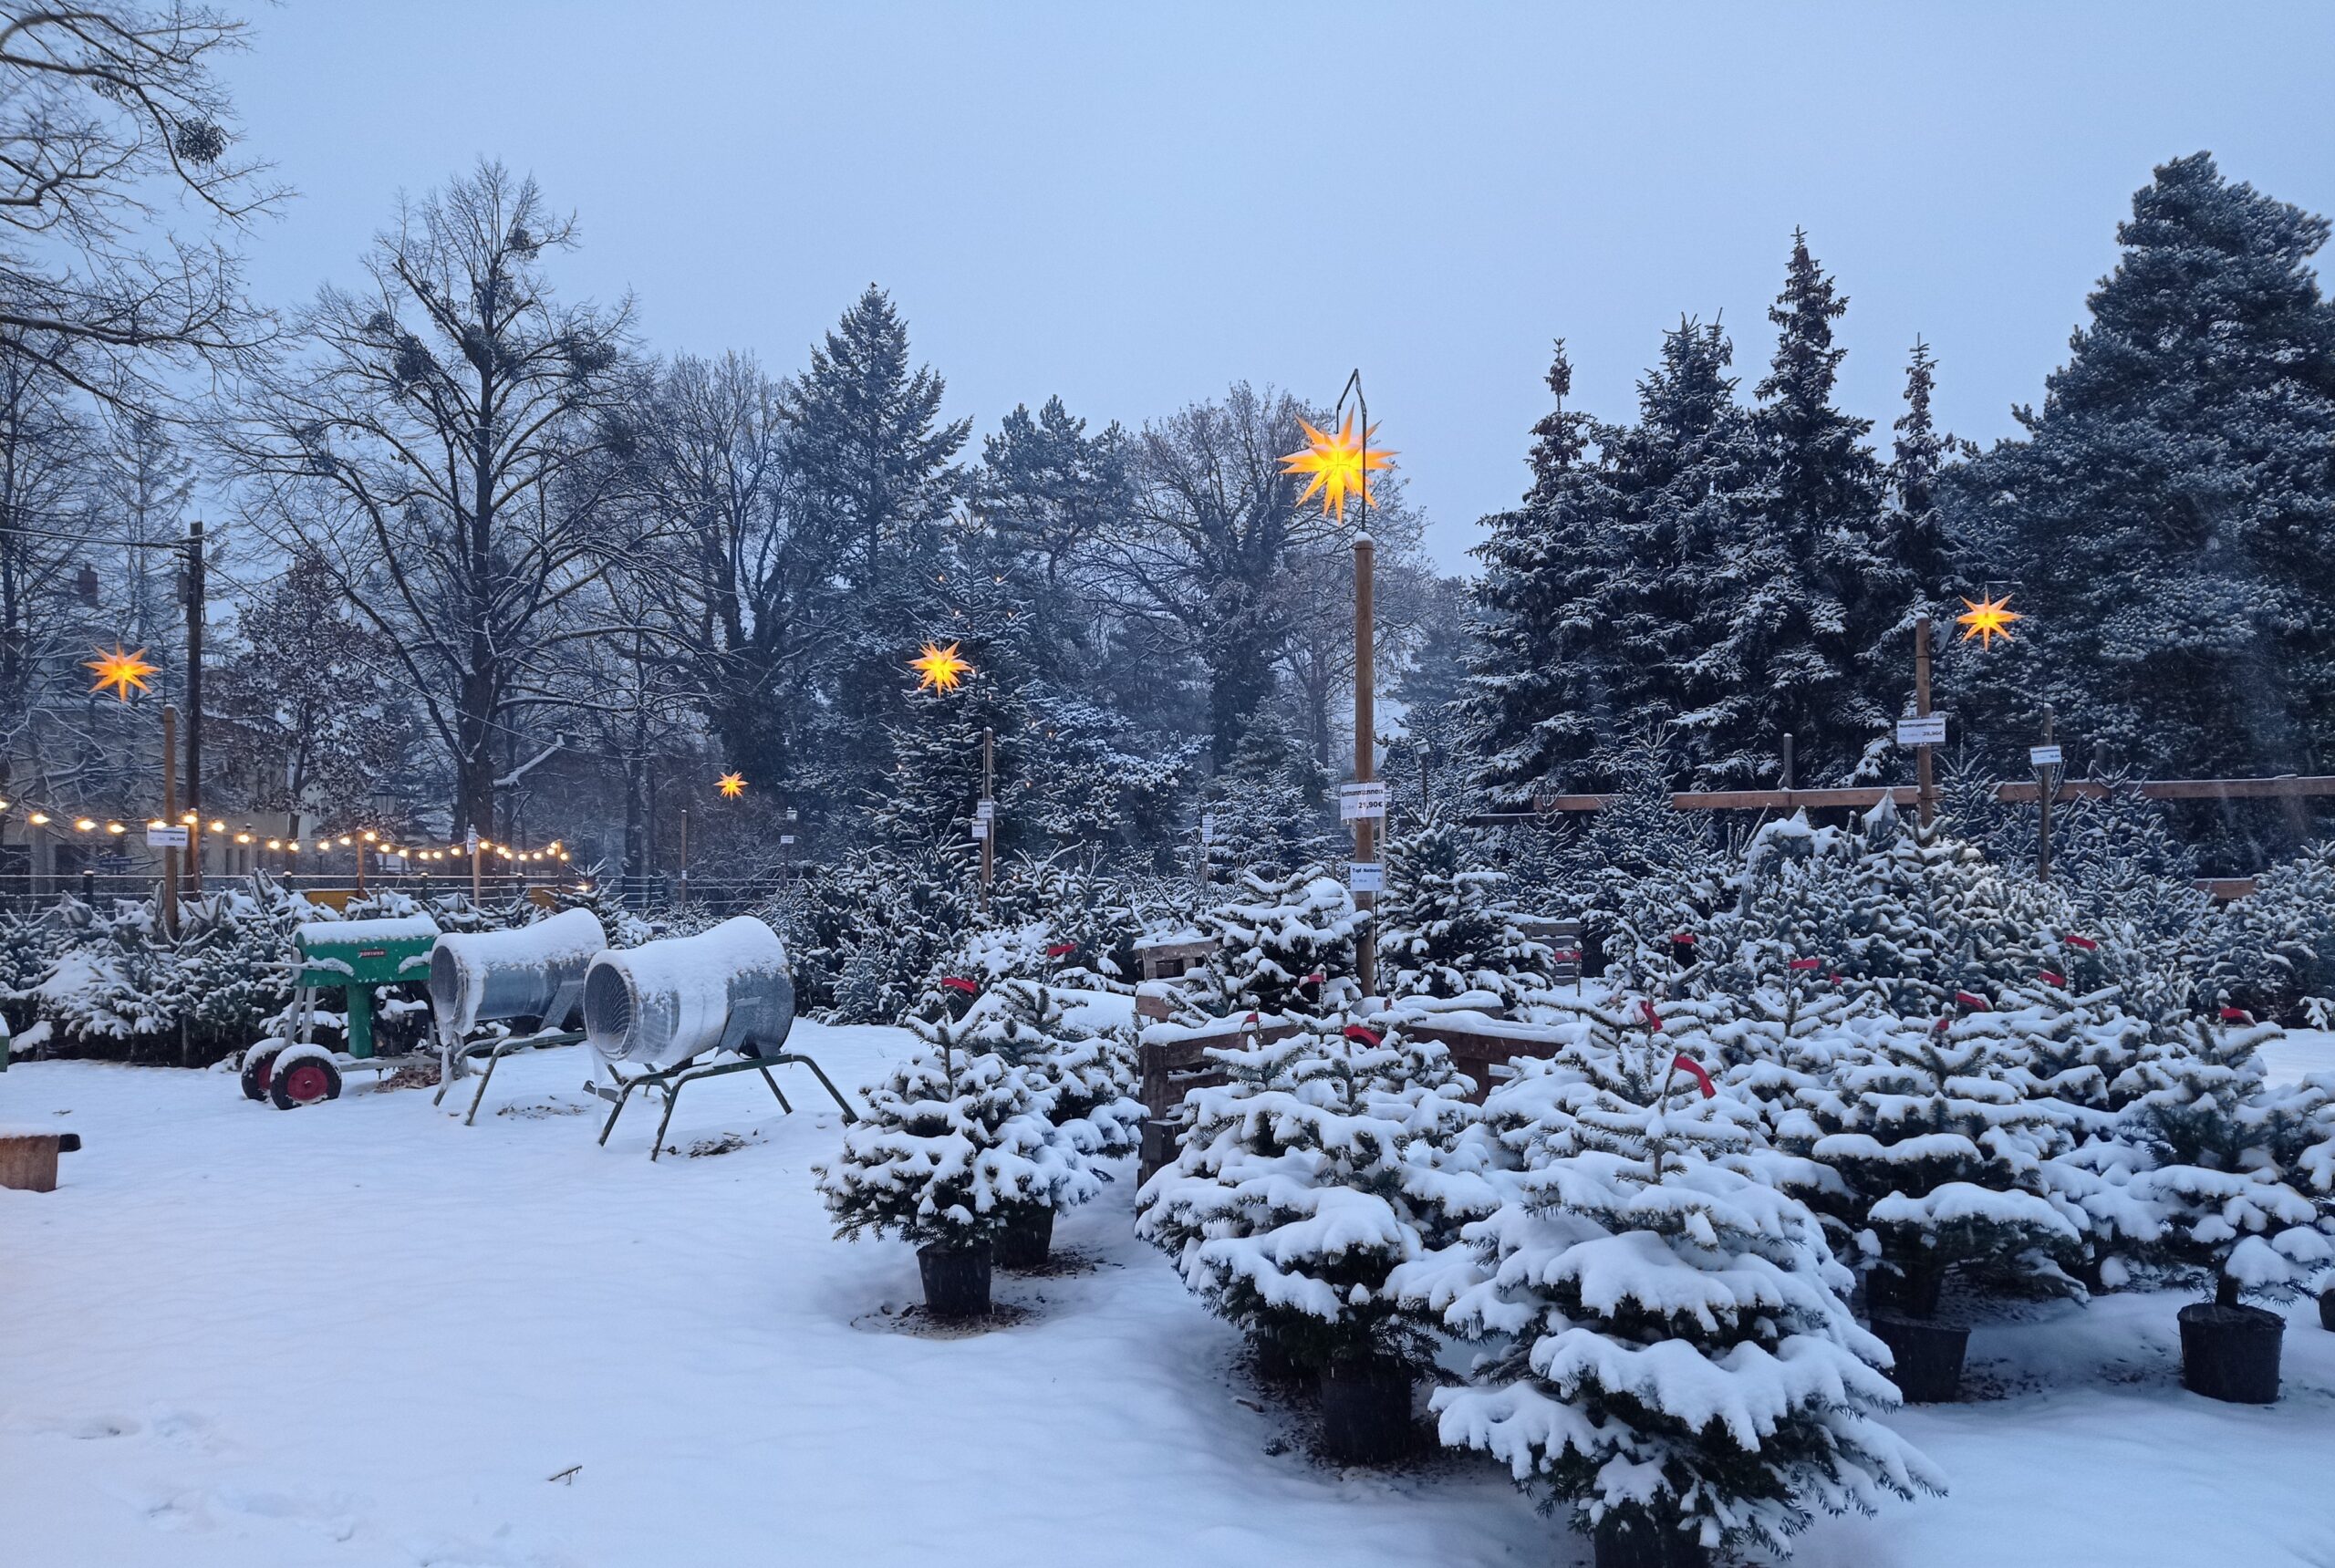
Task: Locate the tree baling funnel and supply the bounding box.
[429,906,606,1044]
[583,915,795,1069]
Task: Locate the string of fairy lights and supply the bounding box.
[0,790,575,866]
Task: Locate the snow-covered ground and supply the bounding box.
[5,1024,2332,1568]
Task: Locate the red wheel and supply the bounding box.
[270,1054,342,1110]
[239,1045,282,1102]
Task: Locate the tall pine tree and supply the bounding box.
[1948,153,2335,783]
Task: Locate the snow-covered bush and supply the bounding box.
[1406,1026,1942,1562]
[1136,1022,1482,1377]
[1375,814,1549,1006]
[960,978,1144,1168]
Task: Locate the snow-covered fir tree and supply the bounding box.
[1181,867,1366,1020]
[1136,1022,1483,1378]
[1375,813,1549,1006]
[1946,153,2335,784]
[1406,1023,1942,1563]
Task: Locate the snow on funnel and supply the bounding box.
[428,906,607,1044]
[583,916,794,1069]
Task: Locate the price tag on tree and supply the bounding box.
[2029,745,2063,767]
[970,819,989,841]
[778,834,796,846]
[1895,713,1947,747]
[1348,860,1384,893]
[145,824,189,848]
[1199,813,1217,845]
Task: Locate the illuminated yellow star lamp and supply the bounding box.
[717,772,747,799]
[1279,414,1393,523]
[1956,594,2022,650]
[87,643,158,701]
[909,641,971,693]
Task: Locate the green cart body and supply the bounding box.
[293,917,441,1058]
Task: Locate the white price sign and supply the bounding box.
[1338,781,1389,821]
[778,834,796,846]
[145,825,189,848]
[1199,813,1217,846]
[2029,745,2064,768]
[970,819,989,841]
[1348,860,1384,893]
[1895,713,1947,747]
[975,799,995,821]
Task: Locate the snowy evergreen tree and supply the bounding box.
[1464,341,1622,800]
[1375,814,1550,1005]
[1410,1023,1941,1563]
[1136,1023,1480,1380]
[1946,153,2335,783]
[1182,867,1366,1020]
[2106,1014,2335,1305]
[1798,1010,2086,1312]
[2201,839,2335,1023]
[1200,713,1336,880]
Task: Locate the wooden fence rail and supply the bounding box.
[1470,774,2335,822]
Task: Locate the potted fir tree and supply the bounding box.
[1136,1021,1478,1460]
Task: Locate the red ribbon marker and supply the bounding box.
[2064,934,2098,951]
[1243,1011,1261,1025]
[1044,941,1077,958]
[2039,971,2066,988]
[1637,999,1665,1033]
[2220,1006,2253,1024]
[1955,992,1990,1011]
[1827,971,1843,985]
[1551,950,1582,962]
[940,977,979,995]
[1342,1024,1383,1045]
[1302,971,1325,987]
[1934,1015,1953,1033]
[1789,958,1821,971]
[1669,1053,1717,1099]
[1670,932,1697,946]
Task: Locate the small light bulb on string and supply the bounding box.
[107,822,124,835]
[208,819,223,833]
[74,817,94,832]
[266,838,282,850]
[29,812,48,826]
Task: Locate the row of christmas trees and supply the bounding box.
[815,802,2335,1568]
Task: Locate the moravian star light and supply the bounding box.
[1279,414,1393,524]
[87,643,158,701]
[1956,593,2023,650]
[716,772,747,799]
[909,641,971,693]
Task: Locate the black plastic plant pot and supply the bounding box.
[1317,1357,1414,1463]
[1591,1507,1711,1568]
[1869,1314,1968,1404]
[915,1241,993,1320]
[995,1206,1054,1272]
[2319,1287,2334,1334]
[2179,1301,2283,1404]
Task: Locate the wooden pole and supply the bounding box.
[981,725,995,901]
[1354,530,1375,1000]
[470,829,483,905]
[160,703,179,937]
[1914,616,1935,829]
[183,518,204,894]
[2036,710,2054,883]
[678,806,689,907]
[1780,731,1795,793]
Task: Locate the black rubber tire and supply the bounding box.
[270,1054,343,1110]
[238,1045,281,1103]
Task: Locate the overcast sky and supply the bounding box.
[220,2,2335,572]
